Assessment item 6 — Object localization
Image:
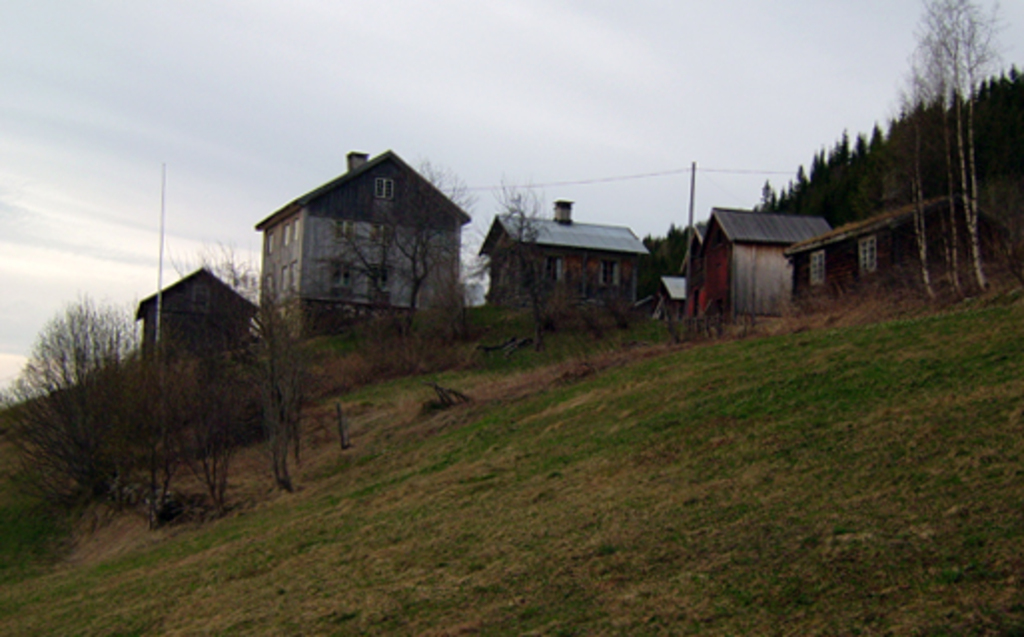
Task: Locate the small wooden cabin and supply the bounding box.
[685,208,831,318]
[653,276,687,320]
[136,268,257,356]
[786,198,1000,297]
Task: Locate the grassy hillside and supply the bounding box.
[2,300,1024,635]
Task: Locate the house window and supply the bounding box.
[283,221,291,247]
[266,229,274,255]
[292,217,301,244]
[289,261,298,291]
[375,178,394,200]
[335,220,355,241]
[370,224,393,244]
[859,235,877,273]
[370,265,389,291]
[600,260,619,286]
[331,263,351,295]
[546,256,564,282]
[810,250,826,286]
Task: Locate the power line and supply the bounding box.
[466,165,795,192]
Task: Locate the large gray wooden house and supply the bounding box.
[255,150,471,331]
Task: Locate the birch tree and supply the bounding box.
[916,0,1001,290]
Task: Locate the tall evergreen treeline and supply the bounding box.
[761,67,1024,229]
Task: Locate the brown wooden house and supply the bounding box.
[785,198,1000,297]
[684,208,831,318]
[479,201,649,306]
[136,268,257,355]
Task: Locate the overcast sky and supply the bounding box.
[2,1,1022,386]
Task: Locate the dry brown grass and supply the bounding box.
[7,294,1024,634]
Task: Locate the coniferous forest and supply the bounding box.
[638,66,1024,301]
[760,67,1024,230]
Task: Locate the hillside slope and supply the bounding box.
[2,300,1024,635]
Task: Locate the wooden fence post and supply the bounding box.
[336,402,350,450]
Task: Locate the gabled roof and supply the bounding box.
[479,215,649,256]
[711,208,832,245]
[679,223,705,275]
[254,150,472,230]
[784,199,951,256]
[660,276,687,300]
[136,268,256,320]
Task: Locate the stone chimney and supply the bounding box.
[554,200,573,225]
[347,151,369,173]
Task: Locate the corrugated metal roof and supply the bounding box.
[660,276,687,300]
[494,215,649,254]
[713,208,831,245]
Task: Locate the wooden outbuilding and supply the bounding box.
[136,268,257,355]
[653,276,687,320]
[785,198,1001,297]
[685,208,831,318]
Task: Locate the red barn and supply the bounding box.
[685,208,830,318]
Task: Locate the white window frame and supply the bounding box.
[810,250,826,286]
[331,263,352,295]
[370,223,393,244]
[336,219,355,240]
[859,235,877,273]
[375,178,394,200]
[546,256,564,282]
[600,259,619,286]
[370,265,389,291]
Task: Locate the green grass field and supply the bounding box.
[2,301,1024,635]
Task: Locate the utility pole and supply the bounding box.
[685,161,696,317]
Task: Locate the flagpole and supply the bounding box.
[155,164,167,348]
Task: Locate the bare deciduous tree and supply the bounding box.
[330,161,472,330]
[5,298,136,505]
[488,184,549,351]
[180,355,253,514]
[901,63,937,297]
[172,243,261,305]
[916,0,1002,290]
[254,300,306,492]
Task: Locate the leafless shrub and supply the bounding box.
[254,300,308,493]
[5,298,137,506]
[982,178,1024,285]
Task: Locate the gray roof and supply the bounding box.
[712,208,831,245]
[255,150,471,230]
[660,276,687,300]
[484,215,648,255]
